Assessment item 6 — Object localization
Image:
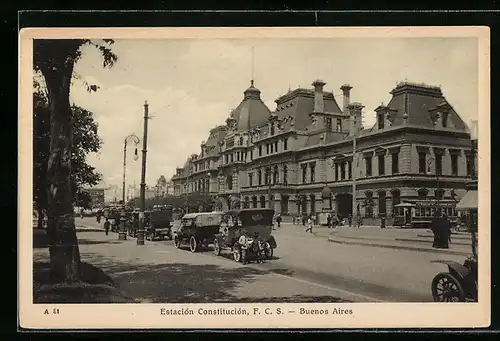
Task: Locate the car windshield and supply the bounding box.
[181,218,194,225]
[238,210,274,226]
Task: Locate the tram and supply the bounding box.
[393,200,459,228]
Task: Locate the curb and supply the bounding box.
[327,237,469,256]
[395,238,471,246]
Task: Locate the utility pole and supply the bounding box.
[137,100,149,246]
[267,160,273,209]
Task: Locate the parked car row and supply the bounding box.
[174,208,277,265]
[99,207,277,265]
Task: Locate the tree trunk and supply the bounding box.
[42,51,81,283]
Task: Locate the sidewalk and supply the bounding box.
[281,223,473,256]
[328,226,472,256]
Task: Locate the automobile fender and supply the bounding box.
[214,233,223,243]
[267,235,277,249]
[431,260,470,281]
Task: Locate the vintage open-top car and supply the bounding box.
[213,208,277,263]
[174,212,223,252]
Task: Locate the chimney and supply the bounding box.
[347,102,364,136]
[312,80,326,113]
[340,84,353,113]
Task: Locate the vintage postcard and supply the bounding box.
[19,26,490,329]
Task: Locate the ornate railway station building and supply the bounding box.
[171,79,475,225]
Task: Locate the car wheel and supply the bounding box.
[174,235,181,249]
[232,243,241,262]
[214,239,221,256]
[264,242,273,259]
[189,236,198,253]
[432,272,466,302]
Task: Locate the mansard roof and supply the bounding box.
[274,88,343,130]
[371,81,468,131]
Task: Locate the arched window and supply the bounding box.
[364,191,374,218]
[378,190,387,217]
[310,194,316,214]
[273,165,279,184]
[260,195,266,208]
[252,196,258,208]
[243,196,250,209]
[391,189,401,215]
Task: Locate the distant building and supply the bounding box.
[83,187,105,208]
[172,79,476,225]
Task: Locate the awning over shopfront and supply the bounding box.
[456,190,478,210]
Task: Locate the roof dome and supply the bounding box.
[244,80,261,99]
[231,80,272,131]
[321,185,331,198]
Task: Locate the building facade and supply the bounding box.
[83,187,105,208]
[171,80,475,223]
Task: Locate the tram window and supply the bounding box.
[415,209,420,216]
[431,207,436,216]
[425,207,431,216]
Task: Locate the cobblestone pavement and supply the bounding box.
[35,218,468,303]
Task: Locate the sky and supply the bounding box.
[68,37,479,189]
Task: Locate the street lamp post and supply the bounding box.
[120,135,138,242]
[137,100,150,246]
[427,157,441,215]
[122,134,140,205]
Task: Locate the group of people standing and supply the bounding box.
[290,212,363,233]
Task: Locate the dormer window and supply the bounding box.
[442,113,448,128]
[271,124,275,135]
[378,114,385,130]
[325,118,332,131]
[239,136,243,145]
[336,119,342,132]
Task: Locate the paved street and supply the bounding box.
[34,217,466,303]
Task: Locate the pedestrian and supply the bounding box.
[356,215,362,228]
[326,213,332,229]
[276,214,282,228]
[440,214,451,249]
[292,215,296,225]
[431,215,439,248]
[306,217,312,233]
[305,216,313,233]
[104,218,110,236]
[331,214,338,228]
[348,214,352,227]
[302,214,306,226]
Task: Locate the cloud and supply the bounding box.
[70,79,231,187]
